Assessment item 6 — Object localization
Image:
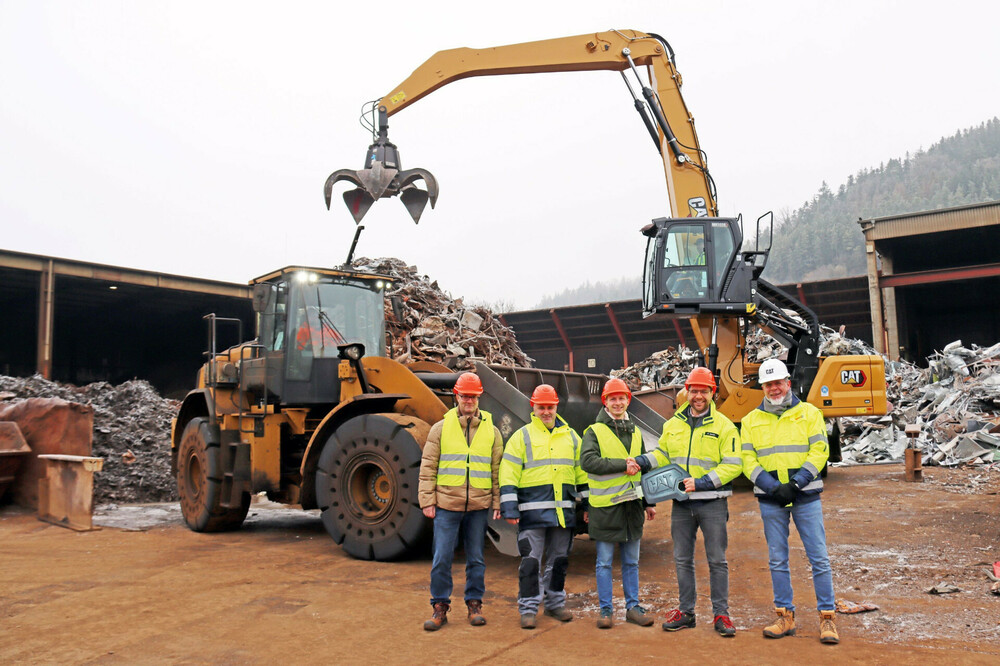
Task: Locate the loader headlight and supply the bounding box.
[338,343,365,361]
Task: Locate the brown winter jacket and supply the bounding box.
[418,409,503,512]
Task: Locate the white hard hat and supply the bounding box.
[759,358,790,383]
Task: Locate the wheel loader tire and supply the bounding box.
[177,417,250,532]
[315,414,430,561]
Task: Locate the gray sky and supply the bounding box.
[3,1,998,309]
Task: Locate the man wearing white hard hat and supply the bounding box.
[740,358,840,645]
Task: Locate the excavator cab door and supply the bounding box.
[642,217,753,317]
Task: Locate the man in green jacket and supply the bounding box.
[580,378,656,629]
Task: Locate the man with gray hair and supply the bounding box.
[741,358,839,645]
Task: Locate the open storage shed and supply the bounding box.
[860,200,1000,363]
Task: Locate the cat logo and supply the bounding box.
[840,369,867,387]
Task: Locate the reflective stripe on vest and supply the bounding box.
[436,409,495,489]
[585,422,644,508]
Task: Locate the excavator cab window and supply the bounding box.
[660,223,708,300]
[642,217,748,316]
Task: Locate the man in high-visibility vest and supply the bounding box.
[580,378,656,630]
[741,358,839,645]
[418,372,503,631]
[500,384,587,629]
[637,366,741,637]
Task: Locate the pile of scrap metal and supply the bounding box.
[611,346,702,390]
[351,257,533,368]
[840,340,1000,467]
[0,374,178,505]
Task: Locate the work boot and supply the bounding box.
[597,608,613,629]
[819,610,840,644]
[662,609,696,631]
[423,602,449,631]
[713,615,736,637]
[543,606,573,622]
[520,613,537,629]
[762,607,796,638]
[466,599,486,626]
[626,605,654,627]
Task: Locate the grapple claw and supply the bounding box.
[324,106,438,224]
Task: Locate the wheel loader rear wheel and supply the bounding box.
[315,414,430,561]
[177,417,249,532]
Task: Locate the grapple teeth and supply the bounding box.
[326,106,438,224]
[325,170,364,210]
[343,189,376,224]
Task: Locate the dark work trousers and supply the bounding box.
[516,526,573,615]
[671,497,730,617]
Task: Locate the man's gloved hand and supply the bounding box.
[772,482,797,505]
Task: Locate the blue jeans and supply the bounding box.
[595,539,640,612]
[429,508,488,605]
[759,499,835,612]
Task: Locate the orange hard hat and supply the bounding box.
[684,366,717,391]
[453,372,483,396]
[601,377,632,404]
[529,384,559,406]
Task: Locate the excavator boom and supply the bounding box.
[325,30,717,223]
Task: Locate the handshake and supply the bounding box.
[625,457,641,476]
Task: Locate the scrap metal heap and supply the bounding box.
[0,375,179,504]
[350,257,533,368]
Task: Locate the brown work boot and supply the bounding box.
[819,610,840,644]
[423,602,449,631]
[543,606,573,622]
[520,613,537,629]
[762,607,796,638]
[466,599,486,626]
[626,605,654,626]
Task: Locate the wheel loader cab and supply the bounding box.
[251,267,391,405]
[642,217,757,318]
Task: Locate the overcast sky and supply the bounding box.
[3,1,998,310]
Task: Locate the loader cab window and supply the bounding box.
[256,282,288,352]
[285,273,387,381]
[661,224,708,300]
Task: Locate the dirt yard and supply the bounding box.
[1,464,998,664]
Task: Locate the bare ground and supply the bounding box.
[1,464,998,664]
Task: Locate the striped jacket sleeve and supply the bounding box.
[499,429,525,519]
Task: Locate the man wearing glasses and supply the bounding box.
[419,372,503,631]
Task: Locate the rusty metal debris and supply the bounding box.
[841,340,1000,467]
[0,375,178,505]
[351,257,533,369]
[835,599,879,614]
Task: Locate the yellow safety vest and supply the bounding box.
[741,400,828,494]
[437,409,495,490]
[584,422,644,508]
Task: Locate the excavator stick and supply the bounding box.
[324,105,439,224]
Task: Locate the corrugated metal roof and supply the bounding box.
[858,200,1000,240]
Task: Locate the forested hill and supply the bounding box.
[534,118,1000,308]
[764,118,1000,283]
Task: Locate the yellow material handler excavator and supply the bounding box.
[324,29,888,451]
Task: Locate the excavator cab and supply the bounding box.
[642,216,767,318]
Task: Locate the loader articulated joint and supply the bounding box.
[324,105,439,225]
